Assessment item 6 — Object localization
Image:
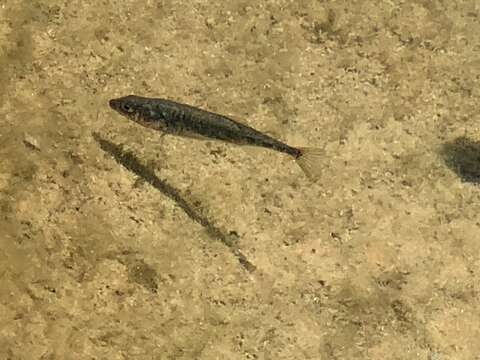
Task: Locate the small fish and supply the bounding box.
[109,95,323,178]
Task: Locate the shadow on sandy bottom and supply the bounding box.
[92,132,256,272]
[441,136,480,184]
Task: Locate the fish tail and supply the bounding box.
[294,147,324,179]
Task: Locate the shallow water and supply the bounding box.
[1,1,480,358]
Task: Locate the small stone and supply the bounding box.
[23,133,40,151]
[205,18,215,28]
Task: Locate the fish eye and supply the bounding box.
[121,103,133,113]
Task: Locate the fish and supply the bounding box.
[108,95,323,179]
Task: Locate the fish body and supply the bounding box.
[109,95,322,178]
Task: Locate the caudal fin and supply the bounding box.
[295,147,325,179]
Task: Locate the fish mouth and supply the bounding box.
[108,98,121,111]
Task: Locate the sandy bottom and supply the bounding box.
[1,1,480,359]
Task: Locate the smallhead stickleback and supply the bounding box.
[109,95,323,179]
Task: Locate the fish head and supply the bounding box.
[109,95,167,131]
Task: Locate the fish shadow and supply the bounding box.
[92,132,256,272]
[441,136,480,184]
